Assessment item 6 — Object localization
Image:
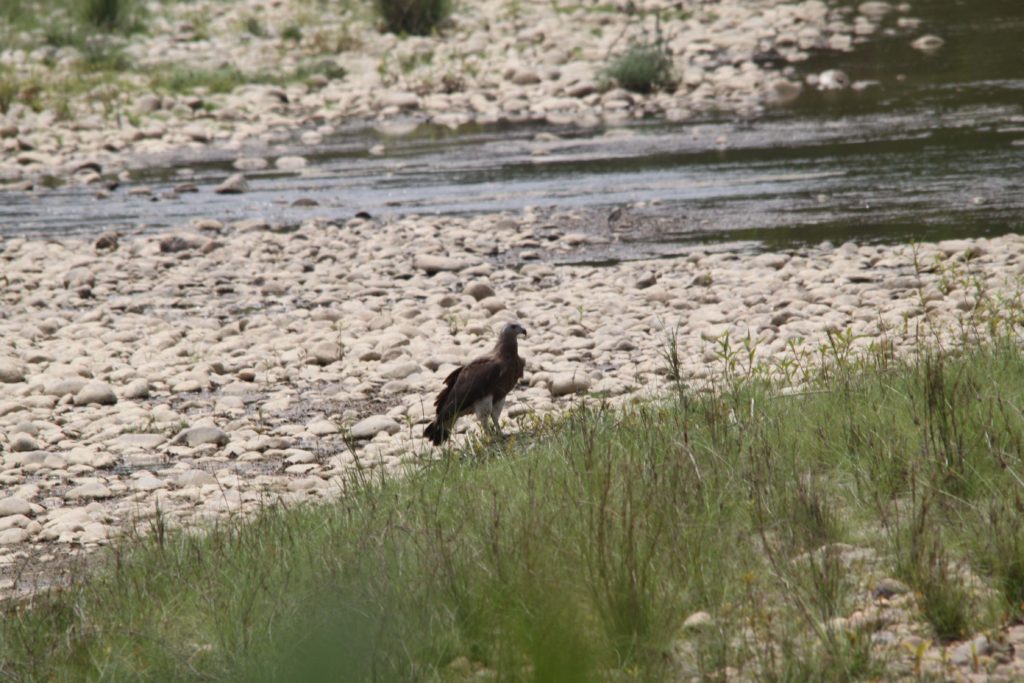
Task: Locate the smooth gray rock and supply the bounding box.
[215,173,249,194]
[233,157,268,171]
[308,342,343,366]
[9,433,39,452]
[74,382,117,406]
[116,433,167,449]
[350,415,401,439]
[94,230,119,251]
[636,272,658,289]
[122,379,150,399]
[43,377,88,397]
[550,373,591,397]
[171,426,229,448]
[0,528,28,545]
[3,450,51,468]
[0,497,32,518]
[683,611,714,630]
[65,482,113,500]
[0,358,26,383]
[175,470,217,487]
[464,282,495,301]
[872,577,910,599]
[414,254,474,274]
[275,155,307,171]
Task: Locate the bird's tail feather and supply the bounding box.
[424,420,449,445]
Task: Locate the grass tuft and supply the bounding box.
[374,0,451,36]
[605,43,674,94]
[77,0,144,33]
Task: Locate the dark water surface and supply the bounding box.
[1,0,1022,260]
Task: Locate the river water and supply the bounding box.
[1,0,1022,261]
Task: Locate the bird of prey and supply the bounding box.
[424,322,527,445]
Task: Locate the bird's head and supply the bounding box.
[499,321,528,342]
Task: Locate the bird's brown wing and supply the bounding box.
[434,354,504,422]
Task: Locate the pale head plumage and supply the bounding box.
[498,321,528,342]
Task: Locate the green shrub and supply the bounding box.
[244,15,266,37]
[77,0,144,33]
[374,0,451,35]
[605,43,674,94]
[0,76,17,114]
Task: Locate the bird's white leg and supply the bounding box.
[474,396,493,433]
[490,398,506,436]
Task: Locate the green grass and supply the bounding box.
[146,61,346,95]
[0,0,144,39]
[374,0,451,36]
[77,0,144,33]
[605,43,675,94]
[5,336,1024,680]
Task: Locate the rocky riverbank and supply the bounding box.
[0,0,933,187]
[2,211,1023,676]
[1,210,1021,586]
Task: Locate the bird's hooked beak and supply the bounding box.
[519,327,528,338]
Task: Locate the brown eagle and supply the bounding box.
[424,322,527,445]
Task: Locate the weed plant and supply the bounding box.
[605,43,674,94]
[374,0,451,35]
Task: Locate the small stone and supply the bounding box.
[123,379,150,399]
[350,415,401,439]
[688,272,712,286]
[0,528,28,545]
[683,611,714,630]
[566,80,598,98]
[0,497,32,518]
[381,91,419,109]
[464,282,495,301]
[380,361,420,380]
[858,1,892,19]
[183,124,210,143]
[872,577,910,599]
[65,482,113,500]
[285,449,317,464]
[171,426,229,448]
[550,372,591,397]
[74,382,117,406]
[479,296,506,314]
[133,93,162,114]
[275,155,307,171]
[288,476,325,492]
[215,173,249,194]
[510,69,541,85]
[79,523,109,544]
[308,341,343,366]
[911,34,944,52]
[0,358,26,383]
[414,254,473,274]
[233,157,268,171]
[636,272,657,289]
[43,377,88,397]
[10,432,40,451]
[116,433,166,449]
[0,514,30,531]
[133,476,167,491]
[159,234,203,253]
[94,230,119,251]
[307,420,339,436]
[175,470,217,487]
[818,69,850,91]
